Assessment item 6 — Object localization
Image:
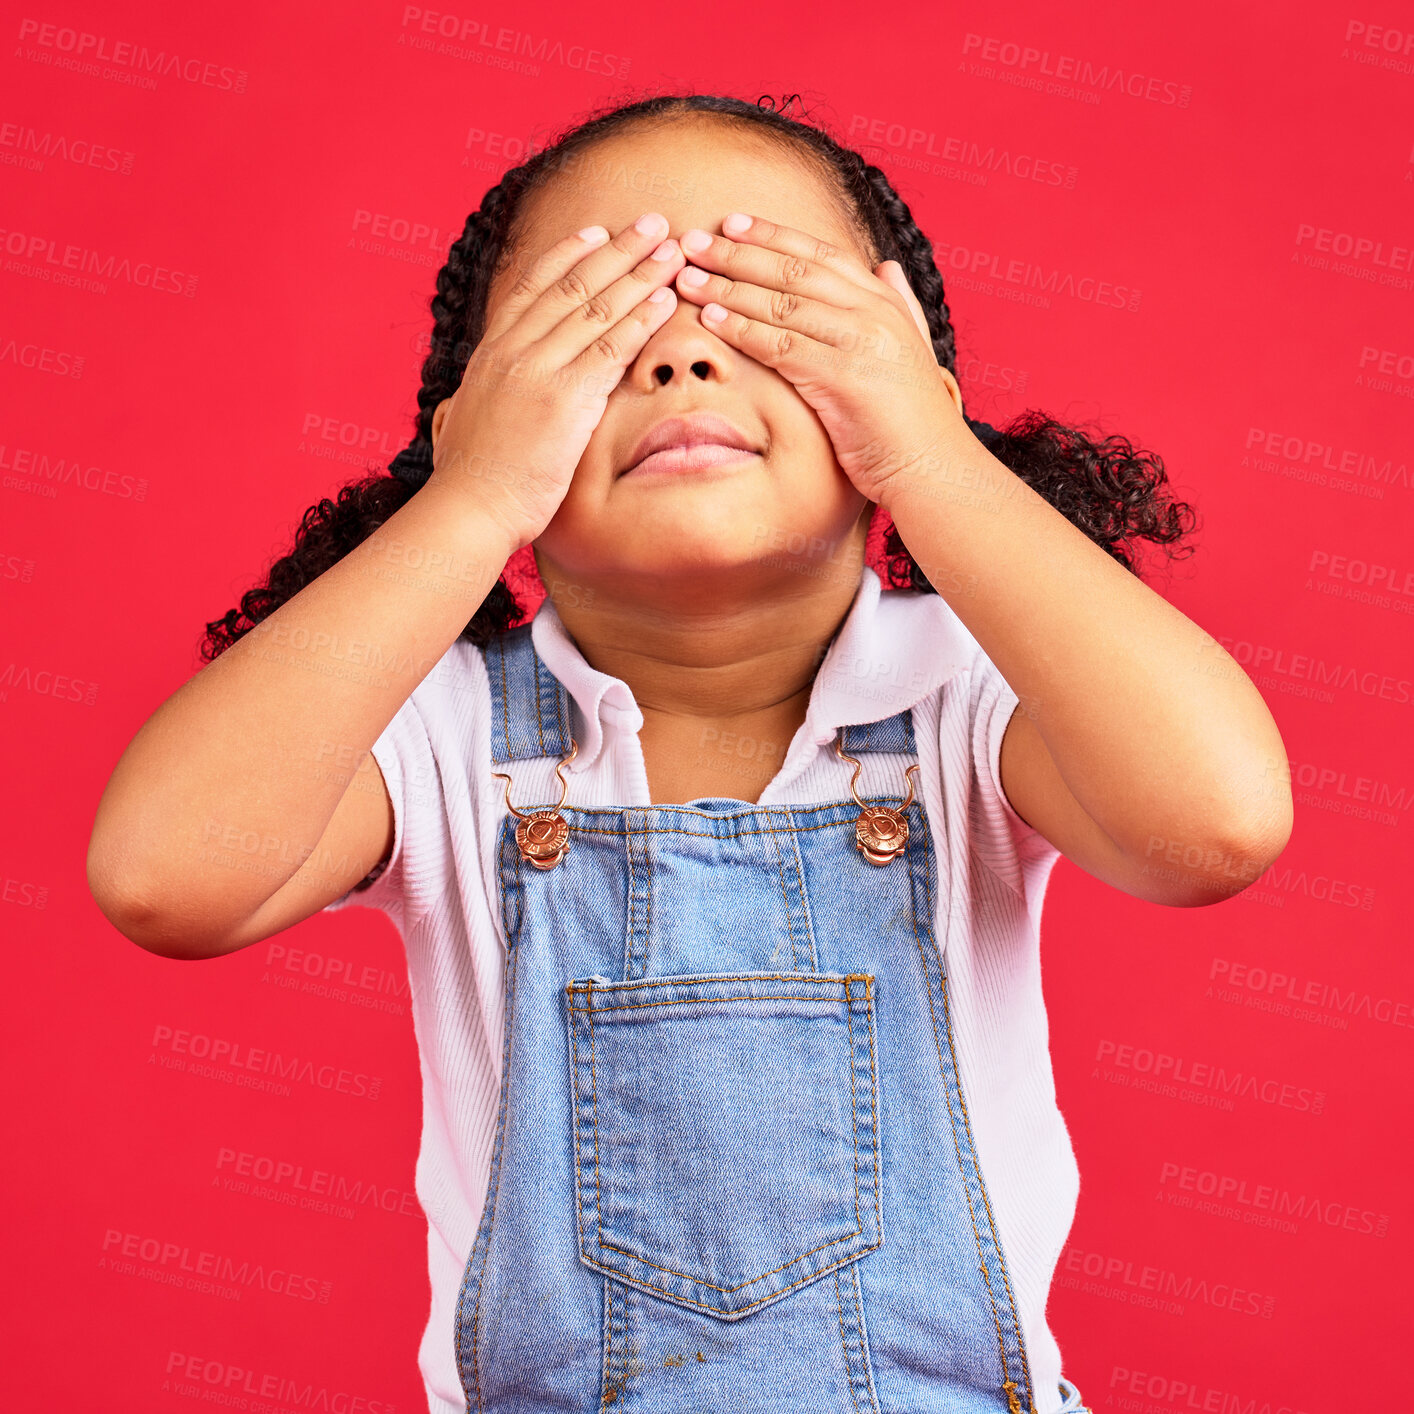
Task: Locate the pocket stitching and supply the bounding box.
[574,976,881,1312]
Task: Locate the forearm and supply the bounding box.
[880,429,1293,860]
[88,482,514,930]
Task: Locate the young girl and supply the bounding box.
[88,94,1293,1414]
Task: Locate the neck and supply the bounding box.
[534,553,868,724]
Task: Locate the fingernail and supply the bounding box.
[703,302,728,322]
[577,225,609,245]
[680,229,711,255]
[651,238,678,261]
[635,212,668,238]
[648,287,674,304]
[723,213,752,235]
[678,266,709,287]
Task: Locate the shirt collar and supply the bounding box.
[529,564,980,774]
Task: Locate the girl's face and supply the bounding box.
[480,117,876,603]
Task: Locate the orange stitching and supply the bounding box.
[496,638,511,764]
[904,825,1018,1391]
[465,855,522,1414]
[594,1193,863,1290]
[848,1261,877,1411]
[845,988,864,1237]
[642,813,653,978]
[569,994,858,1014]
[525,806,903,841]
[581,1240,883,1318]
[940,967,1036,1409]
[623,826,638,982]
[602,1277,617,1408]
[834,1268,864,1414]
[579,984,880,1301]
[762,811,803,971]
[569,971,868,991]
[793,820,823,972]
[532,644,547,758]
[568,992,586,1253]
[588,977,604,1251]
[862,982,882,1240]
[609,1278,625,1409]
[925,792,1035,1406]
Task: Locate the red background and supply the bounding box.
[5,3,1411,1411]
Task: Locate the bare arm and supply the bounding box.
[882,433,1295,907]
[86,483,515,958]
[87,211,693,958]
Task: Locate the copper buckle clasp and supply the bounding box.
[491,737,579,870]
[833,732,920,866]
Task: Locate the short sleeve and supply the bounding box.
[967,647,1061,893]
[321,694,428,917]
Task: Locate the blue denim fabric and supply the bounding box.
[457,623,1089,1414]
[1057,1375,1094,1412]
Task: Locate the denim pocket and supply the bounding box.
[565,971,882,1321]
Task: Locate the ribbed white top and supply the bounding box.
[324,565,1077,1413]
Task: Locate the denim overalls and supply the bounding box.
[454,624,1091,1414]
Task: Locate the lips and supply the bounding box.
[620,413,761,478]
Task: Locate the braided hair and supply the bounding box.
[202,92,1196,660]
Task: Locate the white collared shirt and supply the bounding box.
[325,564,1075,1414]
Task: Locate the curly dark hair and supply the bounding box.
[201,91,1197,661]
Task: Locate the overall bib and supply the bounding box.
[454,624,1089,1414]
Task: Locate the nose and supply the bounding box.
[626,295,738,390]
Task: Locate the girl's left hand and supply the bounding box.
[671,213,968,506]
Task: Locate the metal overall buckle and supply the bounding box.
[491,737,579,871]
[833,731,920,866]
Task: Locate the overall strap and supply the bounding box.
[484,623,575,764]
[485,620,917,763]
[838,711,916,755]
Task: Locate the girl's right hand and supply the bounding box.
[426,211,686,552]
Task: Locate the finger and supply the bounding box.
[492,213,683,346]
[676,218,875,314]
[876,260,931,346]
[535,230,685,366]
[560,282,680,399]
[673,261,860,350]
[482,225,609,342]
[682,287,843,387]
[715,212,884,296]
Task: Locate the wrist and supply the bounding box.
[401,479,523,579]
[877,434,1019,523]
